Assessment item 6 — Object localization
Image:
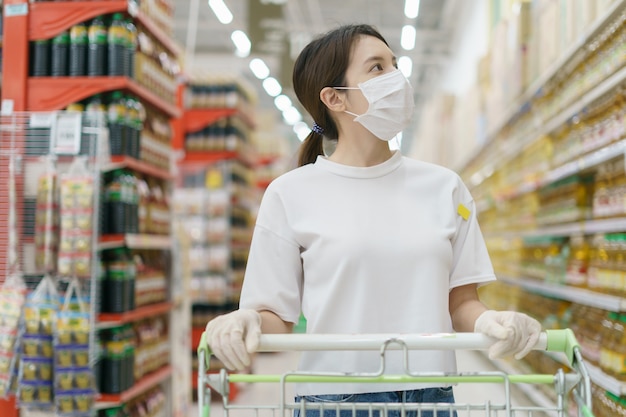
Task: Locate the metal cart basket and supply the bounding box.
[197,329,594,417]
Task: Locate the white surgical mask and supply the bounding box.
[334,69,415,141]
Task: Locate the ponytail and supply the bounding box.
[298,131,325,167]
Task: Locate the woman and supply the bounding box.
[205,24,541,417]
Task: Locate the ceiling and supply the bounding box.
[172,0,466,150]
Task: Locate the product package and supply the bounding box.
[0,274,27,398]
[54,278,96,417]
[35,156,59,274]
[58,157,95,278]
[17,276,59,411]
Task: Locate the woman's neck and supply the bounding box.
[327,140,393,167]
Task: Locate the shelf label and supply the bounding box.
[51,113,82,155]
[1,100,14,116]
[4,3,28,17]
[29,113,54,128]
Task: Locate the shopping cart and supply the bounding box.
[197,329,594,417]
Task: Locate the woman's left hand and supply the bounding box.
[474,310,542,360]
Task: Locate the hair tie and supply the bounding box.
[312,122,324,135]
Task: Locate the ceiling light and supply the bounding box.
[398,56,413,77]
[404,0,420,19]
[249,58,270,79]
[401,25,416,50]
[282,106,302,125]
[294,122,310,141]
[274,95,292,112]
[208,0,233,24]
[262,77,282,97]
[231,30,251,57]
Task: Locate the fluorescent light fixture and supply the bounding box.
[262,77,282,97]
[274,95,292,112]
[401,25,416,50]
[208,0,233,24]
[231,30,251,57]
[398,56,413,77]
[404,0,420,18]
[293,122,310,141]
[282,106,302,125]
[249,58,270,79]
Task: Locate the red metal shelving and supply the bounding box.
[103,155,174,180]
[28,1,181,57]
[97,301,172,327]
[97,365,172,406]
[27,77,180,118]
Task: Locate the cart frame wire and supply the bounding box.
[197,329,594,417]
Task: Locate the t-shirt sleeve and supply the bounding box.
[238,186,303,324]
[449,177,497,289]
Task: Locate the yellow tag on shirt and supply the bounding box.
[457,204,470,221]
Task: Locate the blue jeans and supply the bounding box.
[294,387,457,417]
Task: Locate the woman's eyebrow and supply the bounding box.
[362,55,397,66]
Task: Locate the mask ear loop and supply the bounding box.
[332,87,363,119]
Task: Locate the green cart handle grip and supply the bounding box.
[544,329,580,367]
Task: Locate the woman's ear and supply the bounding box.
[320,87,346,113]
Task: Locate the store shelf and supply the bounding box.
[103,155,174,180]
[28,0,181,57]
[95,365,172,409]
[467,58,626,189]
[192,326,204,350]
[27,77,181,118]
[586,362,626,396]
[499,276,626,312]
[182,150,239,163]
[184,108,238,133]
[97,301,173,328]
[99,234,172,250]
[476,0,626,152]
[486,217,626,239]
[132,7,182,57]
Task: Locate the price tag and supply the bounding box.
[1,100,14,116]
[5,4,28,17]
[29,113,54,128]
[51,112,82,155]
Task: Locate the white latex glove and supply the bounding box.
[204,309,262,370]
[474,310,542,360]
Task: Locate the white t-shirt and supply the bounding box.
[239,151,496,395]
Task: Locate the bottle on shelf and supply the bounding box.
[599,312,619,376]
[615,314,626,381]
[126,18,137,78]
[69,22,88,77]
[31,39,51,77]
[108,91,127,156]
[88,16,107,77]
[108,13,128,77]
[51,30,70,77]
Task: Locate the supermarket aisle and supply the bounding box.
[190,349,550,417]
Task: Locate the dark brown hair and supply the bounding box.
[293,24,389,166]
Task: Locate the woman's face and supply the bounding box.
[341,35,398,115]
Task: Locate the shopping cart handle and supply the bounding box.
[198,329,580,369]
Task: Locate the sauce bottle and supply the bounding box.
[51,30,70,77]
[69,22,88,76]
[31,39,51,76]
[108,91,127,156]
[107,13,127,76]
[88,16,107,77]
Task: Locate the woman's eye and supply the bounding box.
[371,64,383,72]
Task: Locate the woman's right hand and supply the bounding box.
[204,309,262,370]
